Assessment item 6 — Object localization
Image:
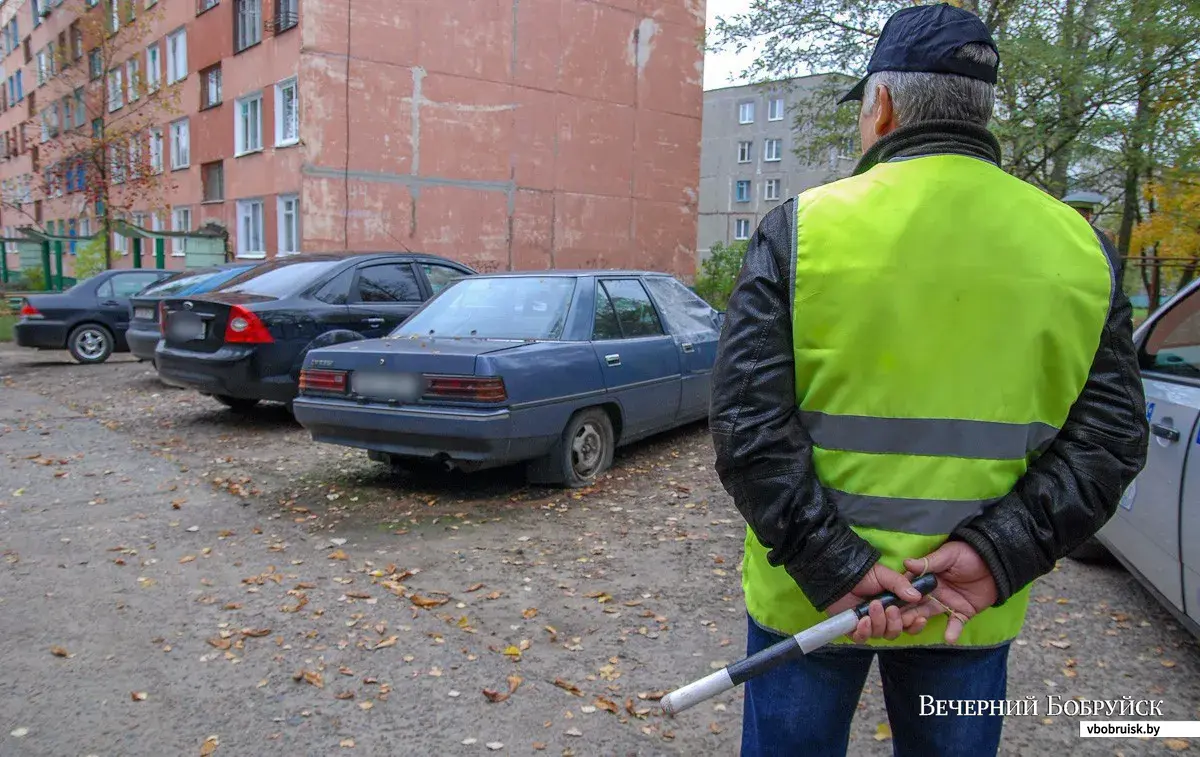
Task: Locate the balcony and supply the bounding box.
[270,7,298,34]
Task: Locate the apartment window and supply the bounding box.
[201,161,223,202]
[70,23,82,60]
[32,0,42,27]
[109,0,120,33]
[275,77,297,146]
[36,49,47,86]
[171,206,191,255]
[166,29,187,84]
[735,180,751,203]
[734,219,751,240]
[131,212,146,231]
[80,217,91,241]
[15,70,22,101]
[277,194,298,254]
[234,92,262,155]
[91,118,102,139]
[59,94,71,129]
[236,198,264,258]
[126,58,140,102]
[275,0,298,31]
[89,49,102,80]
[47,41,56,77]
[200,64,221,109]
[128,137,142,179]
[234,0,261,53]
[198,0,218,13]
[768,96,784,121]
[73,87,85,129]
[169,118,189,169]
[736,141,751,163]
[764,138,782,162]
[148,127,162,173]
[109,144,124,184]
[764,178,781,201]
[738,101,754,124]
[107,68,124,111]
[146,43,161,92]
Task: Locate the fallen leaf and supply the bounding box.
[1161,660,1177,668]
[207,637,232,650]
[874,722,892,741]
[410,595,449,609]
[373,635,399,650]
[501,645,522,660]
[339,738,355,748]
[200,735,219,756]
[49,645,73,658]
[507,674,523,693]
[1047,640,1071,649]
[131,691,148,702]
[637,690,667,701]
[293,669,324,689]
[485,591,503,600]
[532,743,546,751]
[1164,739,1190,752]
[482,687,510,703]
[359,701,374,711]
[594,696,618,714]
[335,690,355,700]
[328,550,349,561]
[522,608,539,619]
[554,678,583,696]
[241,628,271,638]
[486,743,503,751]
[179,555,196,564]
[466,583,485,592]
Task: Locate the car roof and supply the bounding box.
[273,252,467,264]
[468,270,673,279]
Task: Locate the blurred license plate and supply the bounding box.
[167,313,205,341]
[352,371,423,402]
[134,307,155,320]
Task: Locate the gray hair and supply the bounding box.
[861,42,997,126]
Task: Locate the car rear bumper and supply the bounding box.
[126,326,161,361]
[14,320,68,349]
[155,344,296,402]
[292,396,556,466]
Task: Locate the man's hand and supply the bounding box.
[827,563,923,643]
[900,541,998,644]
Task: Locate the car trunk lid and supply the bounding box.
[161,293,278,353]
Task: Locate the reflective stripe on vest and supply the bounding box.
[741,154,1114,648]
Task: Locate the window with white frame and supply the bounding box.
[169,118,189,169]
[764,178,781,201]
[148,127,163,173]
[109,0,120,33]
[131,211,146,231]
[145,43,160,92]
[166,29,187,84]
[128,137,142,179]
[275,77,297,146]
[171,206,190,255]
[36,49,47,85]
[79,216,91,239]
[201,64,221,108]
[277,194,298,254]
[764,138,782,162]
[109,144,125,184]
[74,87,85,126]
[235,92,262,155]
[737,141,752,163]
[734,219,751,240]
[107,67,123,111]
[236,198,265,258]
[126,58,140,102]
[735,180,751,203]
[235,0,262,53]
[768,96,784,121]
[738,101,754,124]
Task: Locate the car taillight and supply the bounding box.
[158,301,167,335]
[19,301,42,319]
[224,305,274,344]
[299,369,348,394]
[423,375,507,403]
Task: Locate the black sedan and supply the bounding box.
[155,253,476,412]
[126,263,260,363]
[15,268,175,363]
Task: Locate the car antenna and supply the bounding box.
[383,228,415,255]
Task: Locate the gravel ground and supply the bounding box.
[0,344,1197,756]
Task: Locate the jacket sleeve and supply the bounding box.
[951,230,1150,604]
[709,200,880,611]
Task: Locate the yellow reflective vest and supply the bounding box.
[742,154,1113,648]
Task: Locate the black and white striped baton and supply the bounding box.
[660,572,938,717]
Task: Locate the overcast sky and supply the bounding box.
[704,0,762,90]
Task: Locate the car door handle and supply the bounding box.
[1151,422,1180,442]
[681,342,695,353]
[102,300,120,306]
[364,317,385,326]
[605,353,621,367]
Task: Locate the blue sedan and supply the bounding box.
[292,271,723,486]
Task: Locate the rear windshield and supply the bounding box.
[395,277,577,340]
[213,260,344,298]
[141,270,221,296]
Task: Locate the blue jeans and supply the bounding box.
[741,616,1009,757]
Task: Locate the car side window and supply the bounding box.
[314,268,355,305]
[642,276,719,336]
[421,263,466,295]
[110,273,163,297]
[356,263,422,303]
[1141,289,1200,378]
[96,279,114,298]
[592,283,623,340]
[601,279,664,338]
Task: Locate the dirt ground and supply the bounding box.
[1,344,1198,756]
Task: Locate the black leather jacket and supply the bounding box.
[710,122,1149,612]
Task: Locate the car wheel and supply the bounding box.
[529,408,614,488]
[67,324,114,364]
[214,395,261,413]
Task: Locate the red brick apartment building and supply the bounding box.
[0,0,704,279]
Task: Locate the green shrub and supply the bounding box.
[20,266,46,292]
[694,240,748,311]
[74,235,107,280]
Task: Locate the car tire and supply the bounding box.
[214,395,261,413]
[67,324,114,364]
[1068,537,1117,564]
[528,408,614,488]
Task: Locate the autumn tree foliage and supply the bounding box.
[1131,174,1200,307]
[26,0,180,269]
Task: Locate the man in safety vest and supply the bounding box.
[709,4,1149,755]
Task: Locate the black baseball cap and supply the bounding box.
[839,3,999,104]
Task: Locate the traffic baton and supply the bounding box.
[660,572,938,717]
